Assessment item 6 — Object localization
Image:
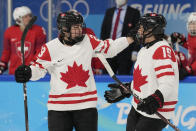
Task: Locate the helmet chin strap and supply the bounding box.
[139,25,159,46]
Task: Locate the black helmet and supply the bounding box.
[135,13,167,46]
[57,11,84,31]
[139,13,167,36]
[57,10,85,45]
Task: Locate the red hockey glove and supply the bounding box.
[170,32,186,46]
[0,61,7,75]
[137,90,164,115]
[15,65,32,83]
[179,66,193,80]
[104,83,131,103]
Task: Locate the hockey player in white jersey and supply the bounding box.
[14,10,135,131]
[105,13,179,131]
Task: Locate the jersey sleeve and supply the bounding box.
[152,45,178,99]
[87,34,129,58]
[0,29,11,63]
[30,44,51,81]
[35,26,46,52]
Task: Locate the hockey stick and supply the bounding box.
[21,16,37,131]
[96,53,180,131]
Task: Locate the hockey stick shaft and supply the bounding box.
[21,16,37,131]
[96,53,180,131]
[21,16,37,64]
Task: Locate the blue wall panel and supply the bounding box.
[0,75,195,131]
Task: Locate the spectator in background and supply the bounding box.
[100,0,141,75]
[169,32,190,80]
[170,12,196,80]
[0,6,46,75]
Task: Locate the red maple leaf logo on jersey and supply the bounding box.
[133,65,148,92]
[60,61,90,89]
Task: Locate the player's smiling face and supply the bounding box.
[188,21,196,36]
[70,24,83,39]
[22,14,32,27]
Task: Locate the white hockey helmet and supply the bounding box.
[187,12,196,36]
[13,6,32,25]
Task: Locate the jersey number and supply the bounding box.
[162,47,172,58]
[38,46,46,57]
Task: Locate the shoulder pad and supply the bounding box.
[36,44,51,61]
[87,34,101,49]
[153,45,176,62]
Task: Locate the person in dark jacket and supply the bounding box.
[100,0,141,75]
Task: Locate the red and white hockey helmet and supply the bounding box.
[13,6,32,25]
[187,12,196,36]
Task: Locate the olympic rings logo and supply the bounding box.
[40,0,89,22]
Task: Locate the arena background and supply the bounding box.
[0,0,196,54]
[0,0,196,131]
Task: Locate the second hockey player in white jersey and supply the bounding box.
[14,10,134,131]
[105,13,179,131]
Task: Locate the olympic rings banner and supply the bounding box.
[11,0,196,39]
[0,75,195,131]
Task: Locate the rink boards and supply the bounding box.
[0,75,195,131]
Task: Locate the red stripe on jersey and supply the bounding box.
[48,97,97,104]
[99,42,105,52]
[158,108,175,112]
[32,61,45,69]
[49,90,97,98]
[156,72,174,78]
[164,101,178,105]
[88,34,101,50]
[104,40,110,54]
[154,65,172,71]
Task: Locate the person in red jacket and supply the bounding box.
[168,33,190,80]
[84,27,105,75]
[0,6,46,75]
[170,13,196,79]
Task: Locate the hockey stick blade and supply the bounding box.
[21,16,37,64]
[96,53,180,131]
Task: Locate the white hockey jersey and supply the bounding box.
[131,40,179,119]
[30,34,129,111]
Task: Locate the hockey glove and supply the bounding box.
[170,32,186,45]
[104,83,131,103]
[137,90,164,115]
[0,61,7,75]
[127,27,139,44]
[179,66,193,80]
[15,65,32,83]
